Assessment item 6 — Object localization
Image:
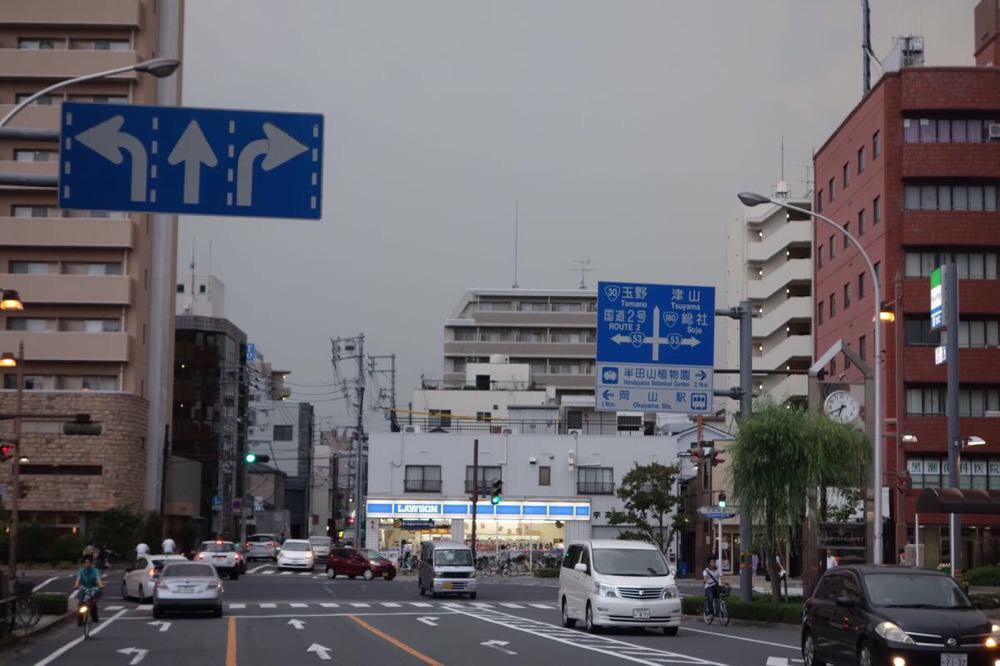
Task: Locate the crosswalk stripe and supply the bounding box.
[104,605,123,611]
[499,603,524,608]
[470,602,493,608]
[529,603,553,609]
[289,603,308,608]
[350,602,370,607]
[228,604,246,609]
[319,603,339,608]
[137,605,152,611]
[409,602,432,607]
[380,602,401,607]
[262,570,275,575]
[765,659,789,666]
[260,603,277,609]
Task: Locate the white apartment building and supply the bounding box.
[725,185,813,416]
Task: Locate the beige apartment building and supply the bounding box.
[0,1,181,531]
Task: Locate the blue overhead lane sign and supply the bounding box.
[596,281,715,414]
[59,102,323,219]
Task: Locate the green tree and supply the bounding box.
[142,512,164,549]
[93,506,145,559]
[606,463,683,555]
[729,402,869,601]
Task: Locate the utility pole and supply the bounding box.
[471,439,479,559]
[7,342,24,580]
[943,264,961,576]
[355,335,365,549]
[369,354,399,432]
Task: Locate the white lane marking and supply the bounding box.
[319,603,339,608]
[229,604,246,609]
[249,564,270,573]
[766,659,788,666]
[680,626,798,650]
[349,602,370,608]
[290,603,308,608]
[299,572,312,576]
[105,605,124,611]
[499,603,525,609]
[416,616,439,626]
[260,603,277,609]
[409,602,432,607]
[380,602,401,607]
[33,609,128,666]
[280,571,293,576]
[32,576,58,592]
[69,589,79,600]
[136,604,151,611]
[529,603,553,609]
[263,570,275,575]
[452,606,726,666]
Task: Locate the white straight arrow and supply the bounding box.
[416,616,439,627]
[76,115,147,202]
[147,620,171,632]
[117,647,150,665]
[288,618,306,630]
[236,123,307,207]
[307,643,333,660]
[481,640,517,655]
[167,120,217,204]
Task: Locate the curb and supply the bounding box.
[681,612,798,628]
[0,610,75,653]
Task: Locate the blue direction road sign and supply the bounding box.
[59,102,323,219]
[596,281,715,414]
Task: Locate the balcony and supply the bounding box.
[748,259,811,300]
[0,104,60,129]
[443,341,594,357]
[577,482,615,495]
[0,0,141,27]
[0,331,128,363]
[0,274,131,306]
[746,221,812,263]
[0,217,133,249]
[754,297,812,338]
[755,335,812,370]
[0,49,139,81]
[470,311,596,327]
[0,160,57,179]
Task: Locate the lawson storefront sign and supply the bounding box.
[367,500,591,521]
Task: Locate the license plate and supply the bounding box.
[941,655,967,666]
[442,583,454,589]
[633,609,651,620]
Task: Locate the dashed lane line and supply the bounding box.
[499,602,525,608]
[679,626,798,650]
[33,609,128,666]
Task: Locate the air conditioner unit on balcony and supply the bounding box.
[403,425,421,433]
[989,123,1000,141]
[568,428,583,436]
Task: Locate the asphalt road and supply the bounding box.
[7,565,804,666]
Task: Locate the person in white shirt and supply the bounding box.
[703,556,723,614]
[826,549,838,570]
[136,542,150,558]
[161,537,177,555]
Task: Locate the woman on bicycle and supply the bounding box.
[74,555,104,623]
[703,555,723,615]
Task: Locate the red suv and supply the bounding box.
[325,548,397,581]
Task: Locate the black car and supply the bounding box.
[802,565,1000,666]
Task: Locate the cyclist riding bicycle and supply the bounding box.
[74,555,104,623]
[703,555,723,615]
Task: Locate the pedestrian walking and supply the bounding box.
[162,536,177,554]
[825,549,839,570]
[136,541,150,558]
[751,552,760,575]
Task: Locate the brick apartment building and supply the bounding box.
[0,1,181,533]
[813,1,1000,568]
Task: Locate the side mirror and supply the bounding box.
[835,595,856,609]
[574,562,589,574]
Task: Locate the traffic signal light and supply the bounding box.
[490,478,503,505]
[244,452,269,463]
[717,493,727,508]
[0,442,13,463]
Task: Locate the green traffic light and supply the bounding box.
[490,494,502,505]
[245,452,257,463]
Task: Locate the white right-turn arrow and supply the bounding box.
[235,123,307,207]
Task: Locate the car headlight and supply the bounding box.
[663,585,679,599]
[594,582,618,598]
[875,621,915,645]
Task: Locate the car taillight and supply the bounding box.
[147,567,156,578]
[270,542,276,548]
[235,553,242,560]
[196,553,205,560]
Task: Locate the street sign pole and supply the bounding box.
[943,264,961,577]
[471,439,479,561]
[737,299,753,603]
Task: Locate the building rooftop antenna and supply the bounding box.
[571,258,593,290]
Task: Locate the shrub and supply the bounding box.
[534,567,559,578]
[32,592,68,615]
[964,566,1000,587]
[93,507,145,558]
[970,593,1000,609]
[52,534,83,563]
[682,594,803,624]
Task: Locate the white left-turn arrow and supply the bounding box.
[167,120,217,204]
[76,115,147,202]
[147,620,171,632]
[117,647,150,665]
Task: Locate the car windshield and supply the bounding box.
[163,564,215,578]
[309,538,330,547]
[249,535,275,543]
[361,549,384,561]
[434,549,473,566]
[202,542,235,552]
[865,573,972,609]
[282,542,310,551]
[592,548,670,576]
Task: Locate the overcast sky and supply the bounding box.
[179,0,976,430]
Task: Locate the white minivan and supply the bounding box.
[558,539,680,635]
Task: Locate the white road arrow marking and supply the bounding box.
[306,643,332,660]
[147,620,171,632]
[416,616,439,627]
[235,122,307,206]
[117,647,149,665]
[167,120,217,204]
[288,618,306,630]
[481,639,517,655]
[76,115,147,202]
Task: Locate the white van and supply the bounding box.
[417,540,477,599]
[558,539,680,635]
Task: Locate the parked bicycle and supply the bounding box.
[7,578,40,632]
[703,583,731,626]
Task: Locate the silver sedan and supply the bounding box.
[153,561,223,618]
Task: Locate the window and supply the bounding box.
[577,467,614,494]
[903,183,998,211]
[465,466,501,494]
[478,301,512,312]
[176,284,185,294]
[12,205,59,218]
[829,236,835,260]
[817,245,824,269]
[907,386,1000,417]
[857,209,865,236]
[873,195,881,225]
[69,39,130,51]
[452,328,476,341]
[475,411,492,422]
[57,375,117,391]
[517,328,546,343]
[14,149,57,162]
[843,223,850,249]
[429,410,452,428]
[551,301,584,312]
[828,177,835,202]
[538,466,551,486]
[15,93,56,106]
[903,116,1000,143]
[480,328,514,342]
[817,190,824,214]
[562,545,583,569]
[843,282,850,308]
[872,130,881,158]
[404,465,442,492]
[829,293,837,318]
[59,319,121,332]
[817,300,824,325]
[18,38,58,50]
[857,146,865,174]
[905,317,940,346]
[859,335,867,361]
[61,262,123,275]
[857,272,866,299]
[905,251,999,279]
[517,300,548,312]
[67,94,128,104]
[842,162,849,188]
[9,261,55,274]
[273,425,293,441]
[6,318,55,332]
[550,330,585,343]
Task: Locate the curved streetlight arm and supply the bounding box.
[0,64,140,128]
